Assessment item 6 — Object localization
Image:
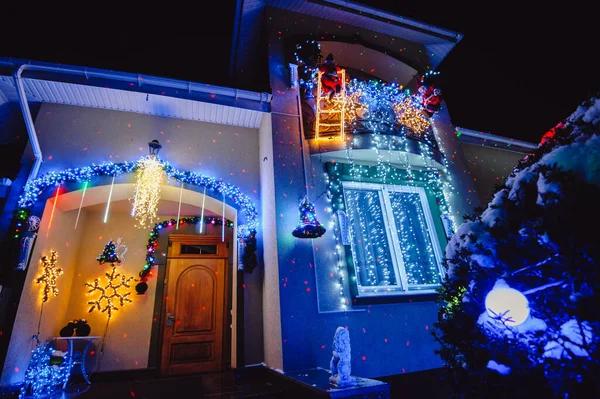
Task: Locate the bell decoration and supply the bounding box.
[292,195,326,238]
[148,139,162,156]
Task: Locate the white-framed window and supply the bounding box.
[342,181,444,297]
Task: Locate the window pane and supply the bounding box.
[180,244,217,255]
[345,189,397,287]
[388,191,440,287]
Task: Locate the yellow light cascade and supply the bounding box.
[36,250,63,303]
[394,98,431,135]
[85,266,134,319]
[131,155,164,229]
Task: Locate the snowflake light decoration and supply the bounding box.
[85,266,134,319]
[36,251,63,303]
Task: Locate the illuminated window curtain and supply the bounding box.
[388,190,440,287]
[345,189,397,287]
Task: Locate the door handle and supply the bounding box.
[166,313,175,327]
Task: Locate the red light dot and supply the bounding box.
[361,356,366,361]
[48,155,53,160]
[321,345,325,349]
[14,367,19,372]
[127,124,131,128]
[306,287,311,292]
[384,338,388,343]
[123,334,127,338]
[406,341,410,346]
[90,351,95,355]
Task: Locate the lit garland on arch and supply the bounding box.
[14,158,259,269]
[136,215,236,294]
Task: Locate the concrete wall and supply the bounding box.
[459,143,526,206]
[264,8,480,378]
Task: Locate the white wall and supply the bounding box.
[2,186,238,384]
[259,114,283,370]
[1,201,86,385]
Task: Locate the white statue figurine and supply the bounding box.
[329,326,356,387]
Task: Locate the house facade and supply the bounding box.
[0,0,536,389]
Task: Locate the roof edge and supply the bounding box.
[456,126,538,153]
[0,57,272,112]
[315,0,463,43]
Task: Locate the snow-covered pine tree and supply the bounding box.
[433,93,600,398]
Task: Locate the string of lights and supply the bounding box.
[131,155,164,229]
[18,340,71,399]
[136,215,234,294]
[325,166,351,310]
[16,158,258,237]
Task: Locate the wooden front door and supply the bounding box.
[160,235,228,376]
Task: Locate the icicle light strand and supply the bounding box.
[74,181,88,229]
[131,155,164,229]
[46,186,61,237]
[103,176,115,224]
[17,159,257,238]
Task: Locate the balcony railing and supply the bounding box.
[303,72,438,150]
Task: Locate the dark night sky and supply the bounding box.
[2,2,599,144]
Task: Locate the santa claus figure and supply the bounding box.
[413,75,442,117]
[319,53,343,100]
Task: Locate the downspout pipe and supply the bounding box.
[12,64,43,184]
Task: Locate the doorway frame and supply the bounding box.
[158,234,231,375]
